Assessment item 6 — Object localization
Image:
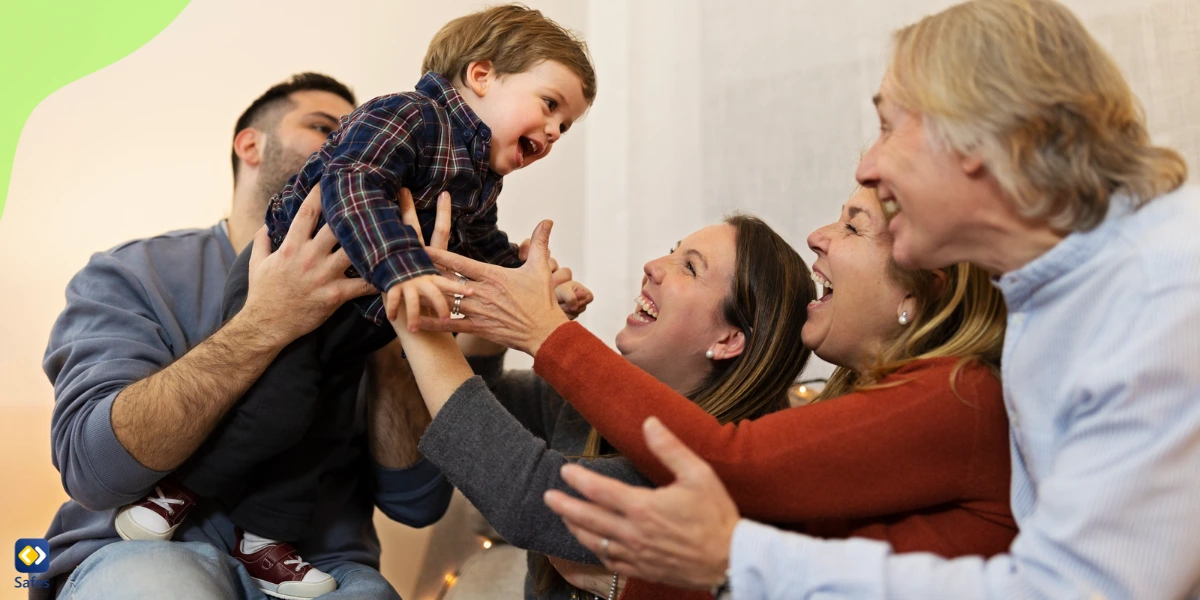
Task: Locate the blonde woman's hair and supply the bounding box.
[886,0,1186,232]
[817,190,1007,401]
[422,4,597,104]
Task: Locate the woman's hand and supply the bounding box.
[384,188,470,330]
[455,235,593,358]
[386,188,476,417]
[420,220,571,357]
[543,417,739,591]
[518,238,595,320]
[548,557,622,599]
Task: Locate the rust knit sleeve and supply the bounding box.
[618,579,711,600]
[533,322,1009,524]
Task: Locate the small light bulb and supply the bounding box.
[483,540,493,549]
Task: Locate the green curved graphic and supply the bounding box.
[0,0,191,222]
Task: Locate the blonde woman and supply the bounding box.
[544,1,1200,598]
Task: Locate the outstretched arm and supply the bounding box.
[531,325,1006,524]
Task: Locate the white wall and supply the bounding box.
[580,0,1200,382]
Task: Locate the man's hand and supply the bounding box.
[544,417,739,590]
[240,183,377,346]
[109,184,379,473]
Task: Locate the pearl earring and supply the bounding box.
[898,311,910,326]
[705,350,715,359]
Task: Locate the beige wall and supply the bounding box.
[0,1,584,598]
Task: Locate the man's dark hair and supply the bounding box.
[231,72,356,181]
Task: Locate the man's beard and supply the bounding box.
[256,135,310,212]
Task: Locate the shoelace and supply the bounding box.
[283,557,310,572]
[147,486,185,515]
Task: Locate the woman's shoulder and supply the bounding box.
[881,356,1003,405]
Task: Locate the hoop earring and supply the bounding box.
[898,311,910,326]
[705,349,715,359]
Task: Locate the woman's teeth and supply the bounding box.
[810,272,834,304]
[633,294,659,321]
[883,200,900,216]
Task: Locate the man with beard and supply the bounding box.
[37,73,453,599]
[227,73,356,252]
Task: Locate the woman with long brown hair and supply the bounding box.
[393,209,813,600]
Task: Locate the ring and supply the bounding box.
[456,272,469,287]
[451,295,463,318]
[599,537,610,561]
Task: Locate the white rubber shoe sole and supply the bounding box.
[253,576,338,600]
[114,506,177,541]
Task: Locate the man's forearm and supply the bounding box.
[365,340,431,469]
[110,312,286,471]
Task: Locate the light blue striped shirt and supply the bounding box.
[729,186,1200,599]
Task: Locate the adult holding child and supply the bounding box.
[406,183,1016,599]
[544,1,1200,598]
[110,5,596,598]
[40,73,457,600]
[391,197,814,599]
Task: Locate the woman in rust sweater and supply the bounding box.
[397,212,815,600]
[413,186,1015,599]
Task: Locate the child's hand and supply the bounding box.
[556,281,594,320]
[386,274,464,331]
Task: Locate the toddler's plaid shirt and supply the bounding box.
[266,73,522,325]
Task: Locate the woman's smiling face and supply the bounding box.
[615,224,740,392]
[803,187,909,373]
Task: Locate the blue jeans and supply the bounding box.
[59,541,401,599]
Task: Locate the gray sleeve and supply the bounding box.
[465,353,564,440]
[41,253,171,510]
[419,376,652,563]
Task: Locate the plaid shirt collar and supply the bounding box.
[415,72,493,145]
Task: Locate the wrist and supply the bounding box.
[524,312,570,357]
[709,570,732,599]
[458,333,507,357]
[230,304,293,350]
[708,517,738,595]
[226,308,293,354]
